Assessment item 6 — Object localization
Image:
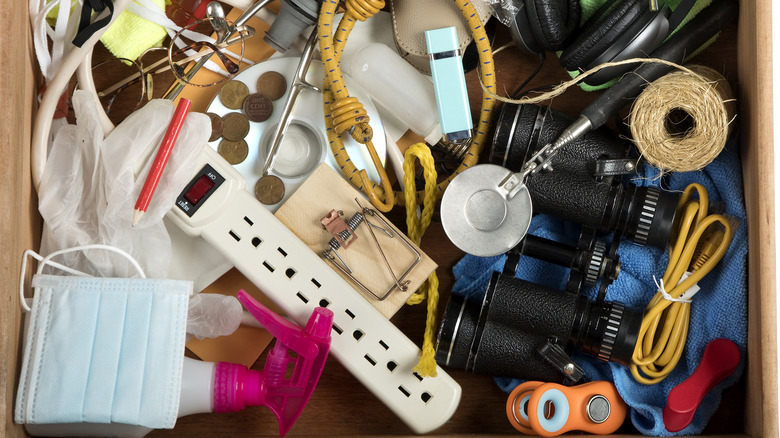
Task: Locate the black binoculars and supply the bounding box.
[435,271,642,382]
[490,103,679,250]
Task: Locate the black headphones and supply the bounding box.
[511,0,699,86]
[510,0,582,53]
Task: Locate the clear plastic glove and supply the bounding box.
[187,293,243,340]
[38,91,209,278]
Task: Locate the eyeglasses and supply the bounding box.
[80,17,253,125]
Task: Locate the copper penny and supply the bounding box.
[242,93,274,123]
[206,112,223,142]
[217,139,249,165]
[256,71,288,101]
[219,80,249,109]
[255,175,285,205]
[221,112,250,141]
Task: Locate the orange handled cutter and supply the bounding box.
[507,381,627,436]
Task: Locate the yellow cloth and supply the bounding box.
[100,0,167,61]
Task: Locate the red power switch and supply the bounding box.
[185,174,215,205]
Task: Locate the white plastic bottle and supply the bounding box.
[345,43,443,146]
[25,357,219,437]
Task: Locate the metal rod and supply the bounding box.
[261,28,321,175]
[234,0,275,27]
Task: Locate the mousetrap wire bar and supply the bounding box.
[322,202,421,301]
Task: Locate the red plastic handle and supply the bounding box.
[663,338,740,432]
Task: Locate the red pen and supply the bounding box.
[132,98,193,227]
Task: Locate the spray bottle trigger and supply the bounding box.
[237,289,319,359]
[235,289,334,436]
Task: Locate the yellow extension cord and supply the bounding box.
[631,183,733,385]
[317,0,497,375]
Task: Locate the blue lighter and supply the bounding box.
[425,27,473,144]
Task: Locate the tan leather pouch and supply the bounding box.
[390,0,491,75]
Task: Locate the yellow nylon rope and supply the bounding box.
[403,143,439,376]
[396,0,497,375]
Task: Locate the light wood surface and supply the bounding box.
[737,1,778,438]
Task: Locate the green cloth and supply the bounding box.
[565,0,715,91]
[100,0,168,62]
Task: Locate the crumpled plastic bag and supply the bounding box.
[485,0,520,27]
[38,90,208,278]
[187,293,243,340]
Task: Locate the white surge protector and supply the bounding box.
[167,147,461,434]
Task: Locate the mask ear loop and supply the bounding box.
[19,244,148,312]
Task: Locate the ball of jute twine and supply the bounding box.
[629,65,736,173]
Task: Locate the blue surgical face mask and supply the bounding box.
[16,245,192,429]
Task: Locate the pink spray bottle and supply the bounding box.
[205,289,334,435]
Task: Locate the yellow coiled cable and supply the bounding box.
[631,183,733,385]
[318,0,394,212]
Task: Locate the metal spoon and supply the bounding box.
[206,2,232,44]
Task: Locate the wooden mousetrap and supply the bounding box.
[274,164,436,318]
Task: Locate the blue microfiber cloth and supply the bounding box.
[451,135,747,436]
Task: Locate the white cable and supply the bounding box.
[30,0,75,81]
[32,0,134,190]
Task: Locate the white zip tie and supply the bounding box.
[652,271,700,304]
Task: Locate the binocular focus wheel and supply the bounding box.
[534,388,571,434]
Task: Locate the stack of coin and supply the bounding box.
[219,112,250,165]
[211,72,291,198]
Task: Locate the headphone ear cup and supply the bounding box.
[559,0,646,71]
[526,0,581,52]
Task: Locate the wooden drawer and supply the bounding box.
[1,1,774,436]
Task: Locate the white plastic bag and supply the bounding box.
[38,90,209,278]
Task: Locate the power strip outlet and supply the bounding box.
[167,148,461,434]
